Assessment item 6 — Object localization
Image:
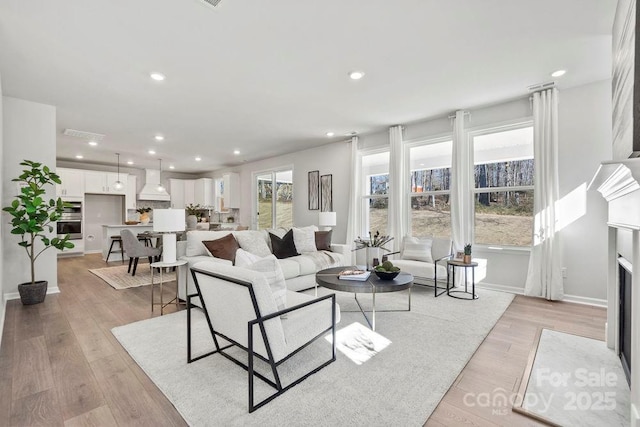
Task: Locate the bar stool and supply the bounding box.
[137,234,153,247]
[106,235,124,263]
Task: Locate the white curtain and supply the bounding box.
[525,88,563,300]
[450,110,472,253]
[388,125,406,252]
[345,136,360,264]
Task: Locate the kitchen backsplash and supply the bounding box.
[127,200,171,221]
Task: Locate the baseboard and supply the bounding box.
[4,286,60,301]
[562,293,607,308]
[476,282,524,295]
[0,296,6,351]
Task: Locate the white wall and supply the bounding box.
[2,96,58,299]
[0,75,5,343]
[208,141,352,243]
[558,80,611,302]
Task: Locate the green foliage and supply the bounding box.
[464,244,472,255]
[136,206,152,214]
[185,203,201,215]
[2,160,75,284]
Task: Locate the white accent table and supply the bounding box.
[151,259,188,315]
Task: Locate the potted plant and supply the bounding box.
[185,203,201,229]
[463,243,472,264]
[136,206,152,224]
[2,160,75,305]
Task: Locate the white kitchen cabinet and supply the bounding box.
[194,178,214,207]
[170,179,185,209]
[125,175,137,210]
[184,180,195,206]
[56,168,85,198]
[223,173,240,209]
[85,171,127,194]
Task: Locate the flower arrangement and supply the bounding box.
[354,230,394,252]
[136,207,151,214]
[185,203,202,215]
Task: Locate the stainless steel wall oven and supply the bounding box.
[57,201,82,240]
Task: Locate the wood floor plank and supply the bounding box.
[11,336,54,401]
[63,405,118,427]
[10,389,63,427]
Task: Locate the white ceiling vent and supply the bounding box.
[199,0,222,8]
[527,81,556,92]
[63,128,106,141]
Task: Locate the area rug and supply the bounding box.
[89,264,176,290]
[112,286,514,426]
[515,329,630,426]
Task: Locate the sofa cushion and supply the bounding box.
[292,226,318,253]
[401,236,433,263]
[392,259,448,281]
[186,230,232,257]
[277,258,301,279]
[245,254,287,311]
[202,233,240,264]
[315,230,332,251]
[270,229,299,259]
[234,248,261,267]
[233,230,272,257]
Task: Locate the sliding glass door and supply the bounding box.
[256,169,293,230]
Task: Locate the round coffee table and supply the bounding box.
[315,267,414,331]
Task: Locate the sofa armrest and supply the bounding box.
[177,241,187,258]
[329,243,351,257]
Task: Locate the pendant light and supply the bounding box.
[157,158,165,192]
[113,153,123,190]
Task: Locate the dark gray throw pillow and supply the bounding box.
[315,230,332,251]
[270,229,299,259]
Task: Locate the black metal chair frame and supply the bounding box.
[187,267,337,413]
[387,242,455,297]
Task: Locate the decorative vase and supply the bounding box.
[140,212,150,225]
[186,214,198,230]
[366,247,382,271]
[18,280,47,305]
[463,254,472,264]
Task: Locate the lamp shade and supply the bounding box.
[318,211,337,227]
[153,209,186,232]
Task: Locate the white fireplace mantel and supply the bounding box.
[590,159,640,426]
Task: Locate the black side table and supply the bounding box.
[447,260,479,300]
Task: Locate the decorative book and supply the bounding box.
[338,269,371,281]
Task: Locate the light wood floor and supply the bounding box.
[0,253,606,426]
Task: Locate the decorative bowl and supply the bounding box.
[124,220,140,225]
[375,270,400,281]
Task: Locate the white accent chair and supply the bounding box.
[187,262,340,412]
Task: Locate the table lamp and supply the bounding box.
[318,211,336,231]
[153,209,186,263]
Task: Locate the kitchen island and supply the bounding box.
[102,224,155,262]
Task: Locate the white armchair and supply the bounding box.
[187,262,339,412]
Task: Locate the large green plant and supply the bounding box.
[2,160,74,284]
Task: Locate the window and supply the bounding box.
[472,125,534,246]
[256,169,293,229]
[408,139,452,238]
[361,151,389,235]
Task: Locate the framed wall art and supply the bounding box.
[320,174,333,212]
[308,170,320,210]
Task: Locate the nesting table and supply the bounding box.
[446,259,479,300]
[151,259,188,315]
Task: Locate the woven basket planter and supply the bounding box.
[18,280,48,305]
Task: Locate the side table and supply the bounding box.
[151,259,188,315]
[447,259,479,300]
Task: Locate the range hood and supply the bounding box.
[138,169,170,201]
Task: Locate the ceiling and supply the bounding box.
[0,0,617,173]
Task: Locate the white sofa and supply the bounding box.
[177,229,350,302]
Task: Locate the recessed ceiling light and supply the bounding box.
[155,135,164,141]
[195,157,202,161]
[349,71,365,80]
[127,160,134,165]
[75,155,83,159]
[233,150,240,155]
[150,72,166,81]
[169,165,175,169]
[148,150,156,155]
[551,69,566,78]
[88,141,98,146]
[326,132,335,137]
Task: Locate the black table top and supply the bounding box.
[315,266,414,294]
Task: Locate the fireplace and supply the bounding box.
[619,257,633,385]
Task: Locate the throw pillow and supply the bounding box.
[292,225,318,253]
[270,229,299,259]
[315,230,333,251]
[401,236,434,263]
[234,248,262,267]
[245,254,287,311]
[233,230,272,257]
[202,234,240,264]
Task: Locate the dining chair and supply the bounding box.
[120,229,162,276]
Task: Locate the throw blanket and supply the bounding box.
[303,250,342,271]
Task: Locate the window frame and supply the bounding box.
[251,165,294,230]
[359,147,390,236]
[468,120,534,249]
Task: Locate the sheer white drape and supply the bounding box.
[450,110,472,253]
[388,125,405,252]
[345,136,360,264]
[525,88,563,300]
